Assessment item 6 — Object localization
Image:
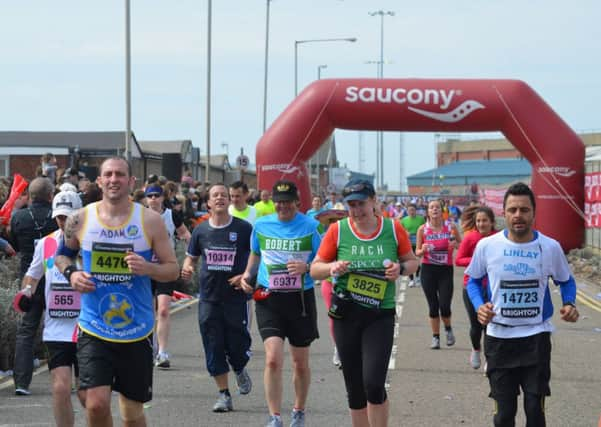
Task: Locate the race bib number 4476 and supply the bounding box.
[91,242,133,274]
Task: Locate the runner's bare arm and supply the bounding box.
[55,209,83,273]
[241,252,261,290]
[398,251,419,276]
[176,223,191,244]
[142,209,179,282]
[181,255,198,282]
[311,256,350,280]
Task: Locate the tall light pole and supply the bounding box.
[369,10,394,190]
[204,0,212,185]
[294,37,356,97]
[294,38,356,194]
[262,0,272,134]
[125,0,132,163]
[314,64,327,192]
[317,64,327,80]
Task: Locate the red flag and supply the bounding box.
[0,174,28,226]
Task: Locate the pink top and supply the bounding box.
[421,222,454,266]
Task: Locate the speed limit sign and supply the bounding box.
[236,154,250,170]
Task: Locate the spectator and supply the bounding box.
[62,168,84,187]
[324,192,338,210]
[10,177,58,395]
[41,153,58,184]
[81,182,102,206]
[254,189,276,217]
[306,195,324,219]
[0,236,16,256]
[228,181,257,225]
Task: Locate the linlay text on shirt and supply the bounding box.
[503,249,539,259]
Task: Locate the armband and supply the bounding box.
[63,265,80,284]
[57,236,79,258]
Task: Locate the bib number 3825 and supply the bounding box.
[347,272,387,308]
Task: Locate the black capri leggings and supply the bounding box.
[333,303,395,410]
[420,263,454,318]
[462,288,485,350]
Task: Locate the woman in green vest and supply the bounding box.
[311,179,418,427]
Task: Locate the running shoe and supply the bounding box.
[212,392,233,412]
[332,346,341,368]
[154,351,170,368]
[408,280,415,288]
[470,349,481,369]
[235,368,252,395]
[15,387,31,396]
[290,409,305,427]
[414,277,421,287]
[446,329,456,346]
[430,336,440,349]
[265,414,283,427]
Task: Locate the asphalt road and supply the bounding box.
[1,267,600,426]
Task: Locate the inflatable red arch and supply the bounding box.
[256,79,584,250]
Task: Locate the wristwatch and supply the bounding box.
[563,301,576,308]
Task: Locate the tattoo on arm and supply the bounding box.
[64,212,81,241]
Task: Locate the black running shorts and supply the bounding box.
[77,331,154,403]
[255,288,319,347]
[46,341,79,375]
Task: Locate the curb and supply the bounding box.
[575,275,601,313]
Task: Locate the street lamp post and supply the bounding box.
[124,0,132,163]
[294,37,356,97]
[314,64,327,192]
[294,38,356,195]
[369,10,394,190]
[262,0,272,134]
[204,0,212,185]
[317,64,327,80]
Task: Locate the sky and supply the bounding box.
[1,1,600,191]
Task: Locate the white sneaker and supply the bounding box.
[430,336,440,349]
[408,280,415,288]
[469,349,481,369]
[415,277,421,287]
[332,346,341,368]
[154,351,170,368]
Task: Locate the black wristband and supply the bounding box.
[563,301,576,308]
[63,265,80,284]
[399,262,405,275]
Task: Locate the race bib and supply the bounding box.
[91,242,133,275]
[499,280,540,318]
[48,282,80,318]
[205,248,236,271]
[347,272,387,308]
[268,266,302,291]
[429,250,449,265]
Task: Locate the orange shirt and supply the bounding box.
[317,216,412,262]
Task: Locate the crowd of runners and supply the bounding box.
[0,155,581,427]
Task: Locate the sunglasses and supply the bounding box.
[342,183,375,198]
[146,193,162,199]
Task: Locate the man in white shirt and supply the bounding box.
[466,182,579,427]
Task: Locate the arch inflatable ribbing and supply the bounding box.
[256,79,584,250]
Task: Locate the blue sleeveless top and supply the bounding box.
[78,202,154,342]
